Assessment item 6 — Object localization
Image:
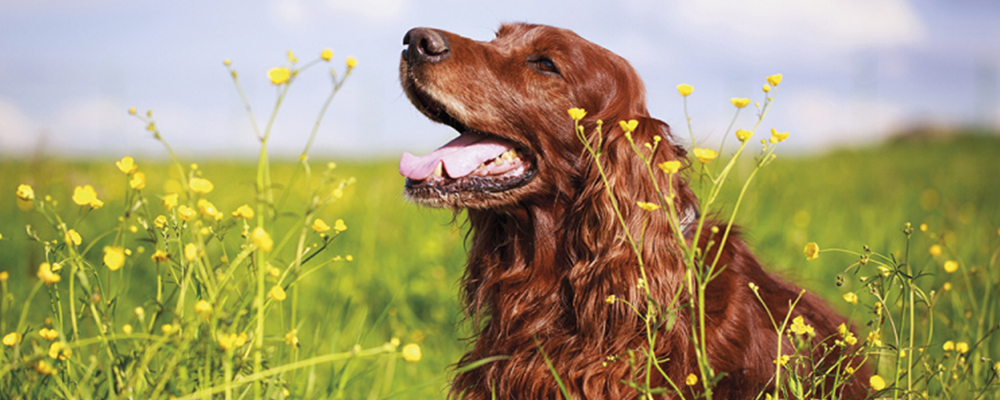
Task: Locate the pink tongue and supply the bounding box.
[399,132,512,180]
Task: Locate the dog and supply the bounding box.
[398,23,869,399]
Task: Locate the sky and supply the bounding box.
[1,0,998,160]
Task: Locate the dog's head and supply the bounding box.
[399,23,687,211]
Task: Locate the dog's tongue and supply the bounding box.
[399,132,511,180]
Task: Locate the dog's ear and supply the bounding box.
[565,115,697,336]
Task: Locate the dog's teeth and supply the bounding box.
[502,149,517,161]
[433,162,443,177]
[493,157,504,166]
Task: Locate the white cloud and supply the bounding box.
[321,0,406,22]
[666,0,926,54]
[0,98,38,153]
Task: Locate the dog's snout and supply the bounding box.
[403,28,450,63]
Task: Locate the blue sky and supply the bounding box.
[1,0,998,159]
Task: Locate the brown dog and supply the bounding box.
[399,23,869,399]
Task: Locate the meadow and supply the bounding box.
[1,132,998,399]
[0,52,998,398]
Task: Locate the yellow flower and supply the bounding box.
[218,333,237,350]
[677,84,693,97]
[197,199,223,221]
[762,84,771,93]
[605,294,616,304]
[163,193,178,211]
[346,56,358,68]
[251,227,273,252]
[867,331,883,347]
[189,177,214,194]
[735,129,753,142]
[312,219,331,233]
[618,119,638,133]
[929,244,942,257]
[636,201,660,212]
[942,340,954,351]
[770,128,790,143]
[402,343,422,362]
[151,249,169,263]
[285,329,299,348]
[804,242,820,260]
[774,355,790,366]
[268,67,291,85]
[685,373,698,386]
[129,172,146,190]
[120,324,132,335]
[943,260,958,273]
[869,375,886,391]
[919,223,928,232]
[567,108,587,121]
[269,285,287,302]
[48,341,71,360]
[692,148,717,164]
[231,204,254,219]
[942,282,952,291]
[955,341,969,354]
[0,271,7,282]
[65,229,82,246]
[730,98,751,108]
[72,185,102,208]
[116,156,138,174]
[184,243,199,261]
[287,50,298,64]
[104,246,126,271]
[320,48,333,61]
[3,332,21,347]
[844,366,856,375]
[35,360,57,375]
[194,299,213,320]
[16,184,35,201]
[37,262,61,285]
[789,316,815,337]
[38,328,59,341]
[333,219,348,232]
[235,333,248,347]
[766,74,783,87]
[658,160,681,174]
[177,205,197,222]
[154,215,168,229]
[842,292,858,305]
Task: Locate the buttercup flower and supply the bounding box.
[942,340,955,351]
[16,184,35,201]
[692,148,717,164]
[736,129,753,142]
[869,375,886,391]
[285,329,299,348]
[184,243,199,261]
[685,373,698,386]
[122,324,133,335]
[770,128,790,143]
[151,249,169,263]
[774,355,790,366]
[955,341,969,354]
[48,341,71,360]
[867,331,883,347]
[38,328,59,341]
[197,199,223,221]
[763,84,771,93]
[619,119,638,133]
[163,193,178,210]
[286,50,298,64]
[104,246,125,271]
[0,271,7,282]
[929,244,942,257]
[269,285,287,302]
[194,299,213,319]
[321,48,333,61]
[312,219,331,233]
[677,84,693,97]
[605,294,616,304]
[789,316,815,337]
[116,156,138,174]
[843,292,859,305]
[804,242,820,260]
[189,177,214,194]
[268,67,291,85]
[65,229,82,246]
[346,56,358,68]
[730,98,751,108]
[35,360,56,375]
[567,108,586,121]
[3,332,21,347]
[251,227,273,252]
[943,260,958,273]
[766,74,783,87]
[177,205,197,222]
[231,204,254,219]
[334,219,347,232]
[154,215,168,229]
[636,201,660,212]
[72,185,103,208]
[659,160,681,174]
[37,262,61,284]
[402,343,422,362]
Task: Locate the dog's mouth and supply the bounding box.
[398,86,537,208]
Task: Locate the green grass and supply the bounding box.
[1,133,998,398]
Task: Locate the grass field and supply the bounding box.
[1,132,998,398]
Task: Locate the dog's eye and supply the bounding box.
[529,56,560,75]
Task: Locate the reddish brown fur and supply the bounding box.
[400,23,870,399]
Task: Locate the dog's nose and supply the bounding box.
[403,28,450,63]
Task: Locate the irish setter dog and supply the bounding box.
[398,23,869,399]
